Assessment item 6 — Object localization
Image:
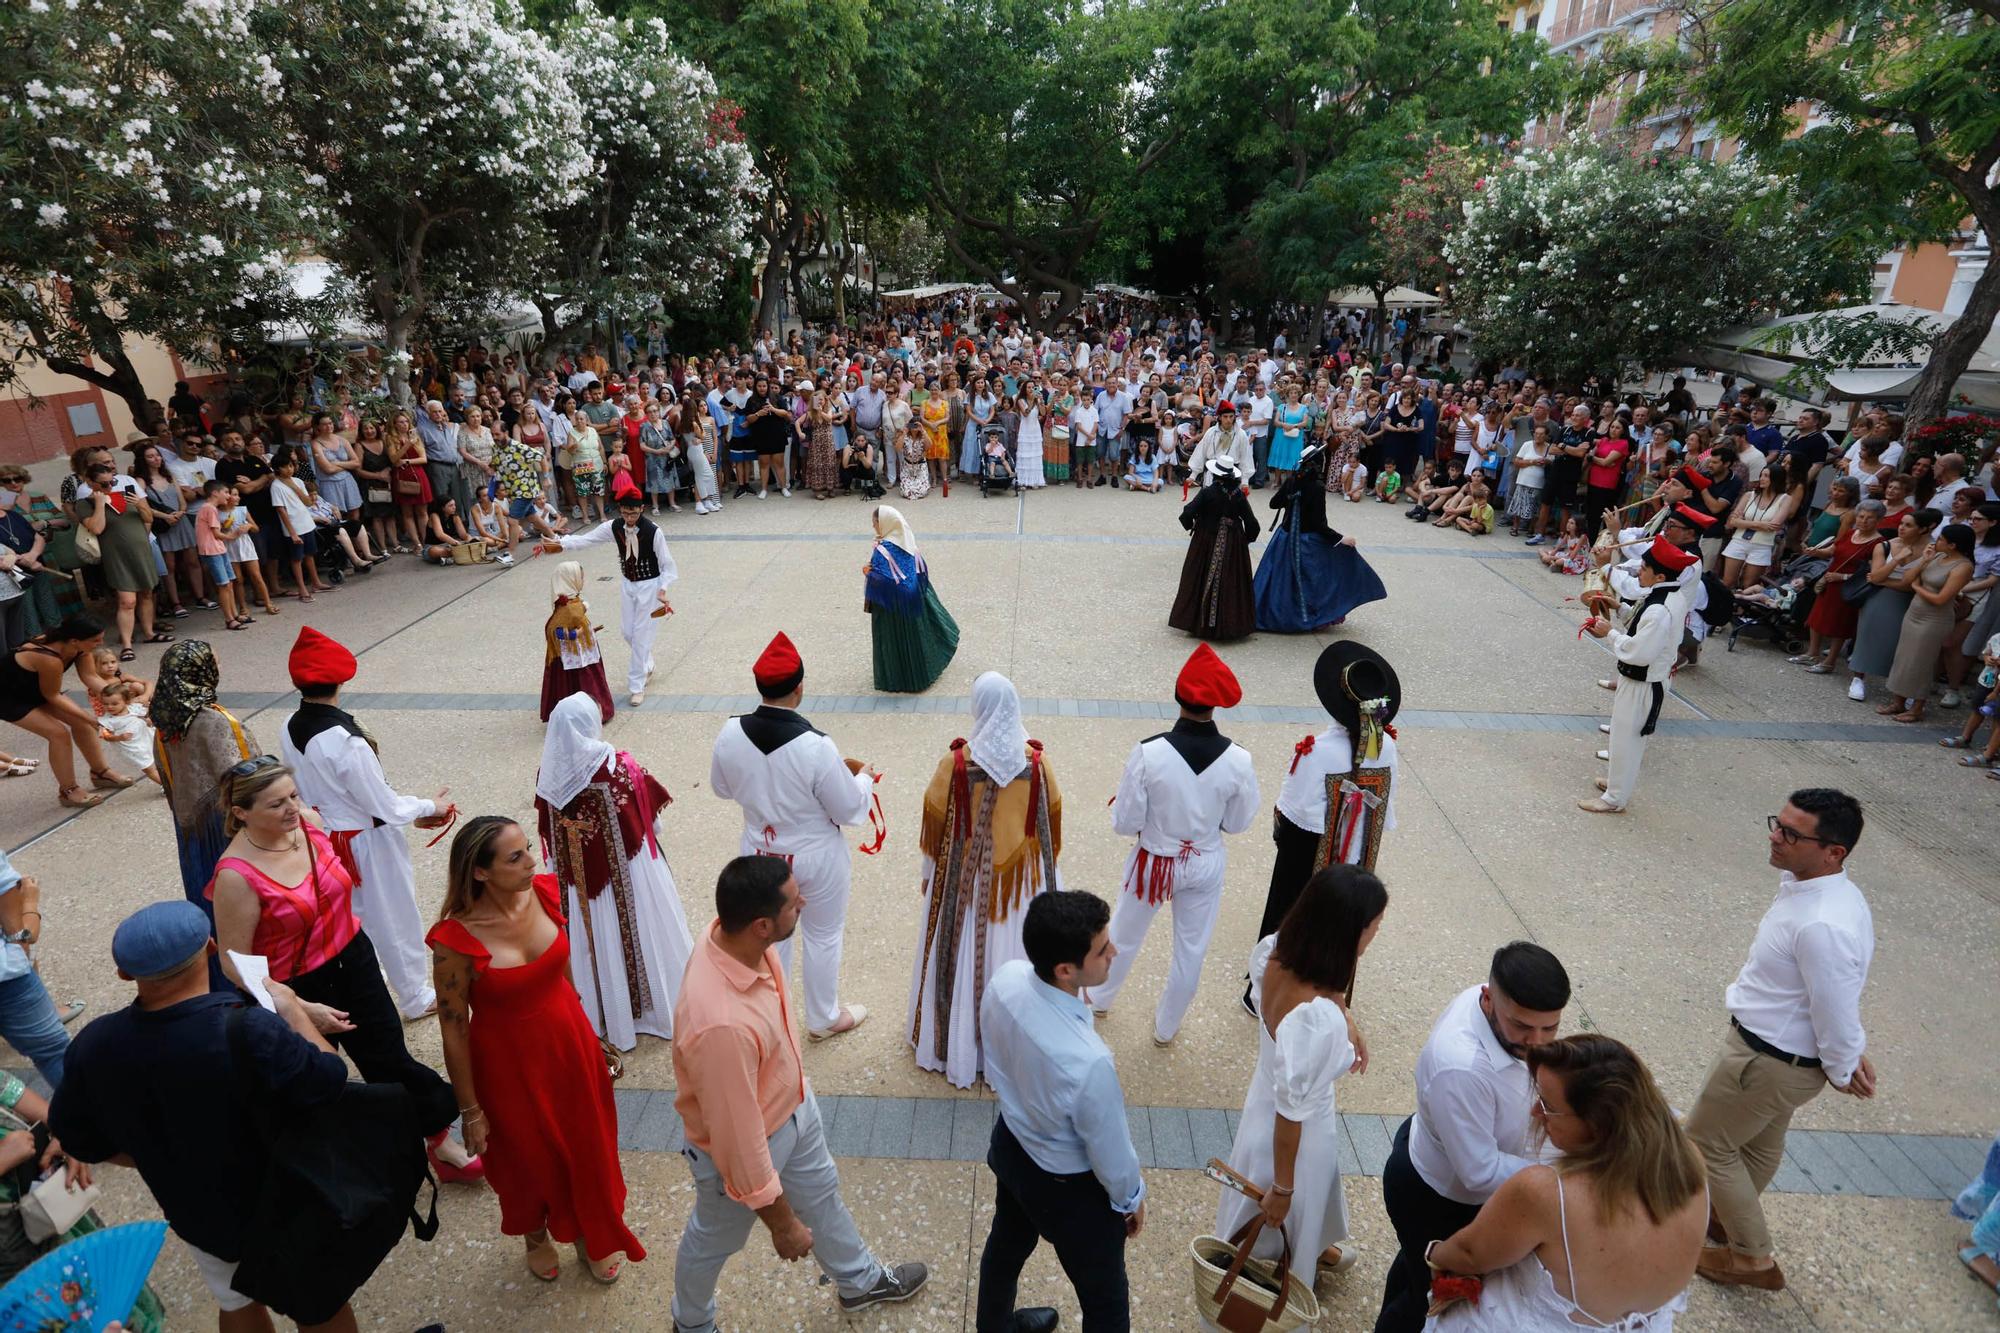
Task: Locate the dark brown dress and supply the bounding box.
[1169,482,1261,641]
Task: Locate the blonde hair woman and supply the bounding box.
[1424,1034,1706,1329]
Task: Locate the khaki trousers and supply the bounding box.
[1685,1025,1826,1257]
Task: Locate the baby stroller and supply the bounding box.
[1727,551,1828,654]
[978,430,1019,497]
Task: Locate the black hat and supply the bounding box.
[1313,641,1401,742]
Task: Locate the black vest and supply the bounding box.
[613,517,661,582]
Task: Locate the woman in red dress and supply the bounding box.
[1799,498,1889,673]
[428,815,643,1284]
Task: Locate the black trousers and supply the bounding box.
[1583,483,1623,539]
[1374,1117,1483,1333]
[975,1117,1129,1333]
[286,931,456,1136]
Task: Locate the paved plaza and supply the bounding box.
[8,485,1996,1330]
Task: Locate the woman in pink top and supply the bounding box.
[1582,419,1632,539]
[209,755,482,1182]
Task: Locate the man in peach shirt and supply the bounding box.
[671,856,928,1332]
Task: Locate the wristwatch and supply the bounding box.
[2,929,32,944]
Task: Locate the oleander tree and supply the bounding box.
[0,0,318,425]
[1442,139,1873,385]
[254,0,590,403]
[538,9,760,345]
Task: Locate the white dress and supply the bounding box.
[1424,1173,1687,1331]
[1214,934,1355,1267]
[1016,410,1045,488]
[565,842,693,1050]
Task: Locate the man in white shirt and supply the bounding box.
[1688,789,1874,1292]
[1930,452,1973,511]
[1374,942,1569,1333]
[1183,403,1253,480]
[1246,384,1275,487]
[1087,646,1259,1045]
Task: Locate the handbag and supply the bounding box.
[394,473,424,498]
[1189,1216,1320,1333]
[19,1171,100,1245]
[365,486,392,505]
[1840,568,1879,605]
[448,540,486,565]
[225,1007,438,1326]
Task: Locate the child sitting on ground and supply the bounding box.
[1538,515,1590,574]
[1438,475,1496,534]
[97,681,161,784]
[1406,458,1465,520]
[1123,438,1161,492]
[1373,463,1402,504]
[1341,455,1370,502]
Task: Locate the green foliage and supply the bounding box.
[1443,139,1873,384]
[0,0,319,411]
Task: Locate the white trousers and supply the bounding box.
[347,824,435,1017]
[1087,844,1227,1042]
[619,575,662,694]
[748,837,854,1033]
[1604,675,1658,809]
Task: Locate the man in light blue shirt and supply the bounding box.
[976,891,1142,1333]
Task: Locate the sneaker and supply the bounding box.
[781,486,792,497]
[1847,677,1866,701]
[496,554,514,566]
[1940,690,1964,708]
[756,489,768,500]
[1524,535,1545,546]
[838,1262,929,1313]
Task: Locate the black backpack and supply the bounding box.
[1699,572,1736,627]
[226,1008,438,1325]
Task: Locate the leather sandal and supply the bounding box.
[89,768,137,790]
[524,1230,559,1282]
[577,1242,623,1284]
[57,786,104,809]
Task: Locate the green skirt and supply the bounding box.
[872,583,960,692]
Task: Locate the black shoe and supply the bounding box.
[1240,984,1258,1018]
[1008,1310,1060,1333]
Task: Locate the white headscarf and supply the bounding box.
[968,671,1028,785]
[873,504,917,554]
[551,559,586,605]
[535,692,614,809]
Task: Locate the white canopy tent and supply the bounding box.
[879,282,976,301]
[1692,303,2000,410]
[1327,285,1443,309]
[264,259,553,348]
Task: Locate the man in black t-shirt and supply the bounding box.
[214,430,278,565]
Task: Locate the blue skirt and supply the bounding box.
[1252,527,1388,633]
[1268,429,1306,472]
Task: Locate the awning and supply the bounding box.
[1688,302,2000,409]
[1327,285,1442,309]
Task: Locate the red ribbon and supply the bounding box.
[857,771,888,856]
[422,803,460,848]
[1290,734,1315,773]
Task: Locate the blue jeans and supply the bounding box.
[0,969,68,1089]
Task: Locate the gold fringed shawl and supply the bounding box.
[919,739,1063,922]
[544,596,598,664]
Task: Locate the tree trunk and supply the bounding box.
[1904,255,2000,433]
[44,346,154,434]
[382,313,416,407]
[755,241,787,340]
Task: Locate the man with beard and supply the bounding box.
[1372,942,1571,1333]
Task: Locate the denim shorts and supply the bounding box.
[289,530,318,560]
[200,553,234,586]
[507,497,537,521]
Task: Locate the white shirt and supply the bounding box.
[556,518,677,587]
[1275,725,1398,838]
[164,454,217,494]
[1247,393,1275,432]
[1725,869,1874,1086]
[1409,984,1537,1205]
[1844,437,1905,470]
[281,715,436,834]
[1606,584,1687,683]
[1185,426,1254,480]
[1932,477,1972,510]
[1110,722,1259,857]
[709,707,872,853]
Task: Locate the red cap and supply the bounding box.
[1676,465,1712,493]
[612,472,644,504]
[1216,400,1238,414]
[1645,535,1700,573]
[753,631,803,690]
[1670,502,1717,531]
[288,625,357,689]
[1175,643,1242,710]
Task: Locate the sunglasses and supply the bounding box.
[1532,1092,1575,1120]
[226,754,281,780]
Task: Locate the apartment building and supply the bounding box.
[1514,0,1991,319]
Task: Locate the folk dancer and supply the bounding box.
[1168,457,1261,642]
[542,471,675,706]
[1087,645,1260,1045]
[1578,536,1696,815]
[709,632,877,1041]
[1592,500,1713,692]
[535,694,695,1052]
[1247,641,1400,1014]
[279,625,454,1019]
[908,672,1063,1089]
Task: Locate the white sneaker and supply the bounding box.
[629,690,645,706]
[781,486,792,497]
[1940,689,1964,708]
[757,489,768,500]
[496,554,514,566]
[1847,677,1866,701]
[1597,723,1611,735]
[1596,749,1610,761]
